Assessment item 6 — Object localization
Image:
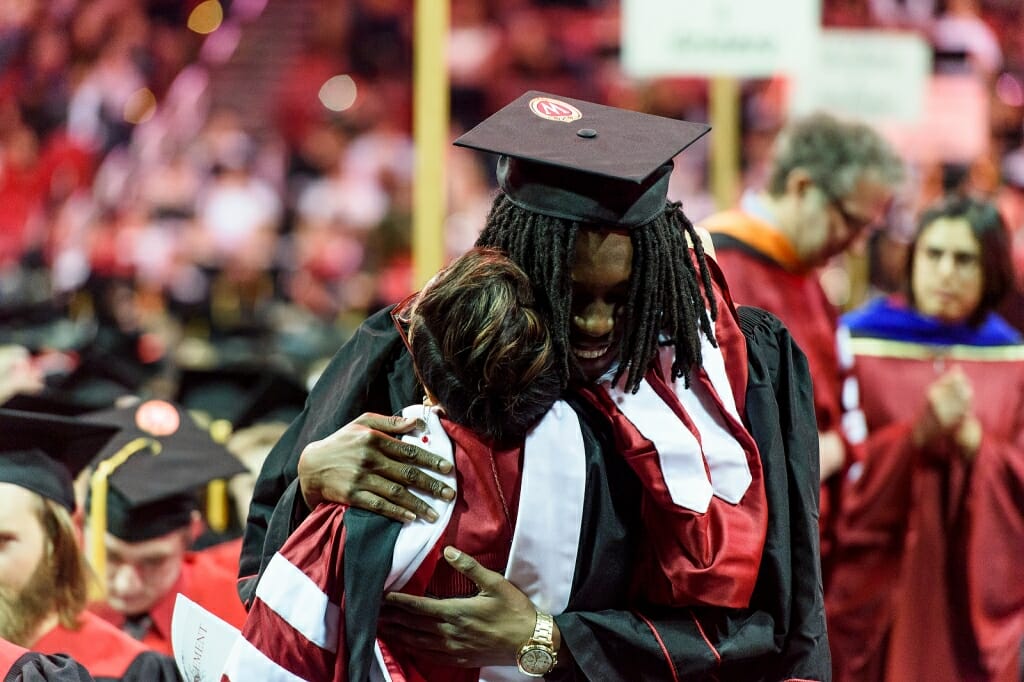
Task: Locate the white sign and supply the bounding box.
[791,29,931,122]
[621,0,820,77]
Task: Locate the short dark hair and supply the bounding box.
[906,195,1013,325]
[409,248,560,444]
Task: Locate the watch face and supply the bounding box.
[519,645,555,675]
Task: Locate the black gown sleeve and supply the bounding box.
[726,305,829,680]
[4,654,94,682]
[551,308,830,682]
[99,652,179,682]
[238,306,420,606]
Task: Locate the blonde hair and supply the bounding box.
[33,497,91,628]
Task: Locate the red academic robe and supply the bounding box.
[33,612,177,681]
[90,550,248,656]
[579,279,768,610]
[198,536,243,578]
[704,209,864,578]
[827,338,1024,682]
[0,638,26,674]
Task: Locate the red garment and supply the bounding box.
[0,151,44,265]
[33,612,151,679]
[91,550,248,656]
[198,536,243,578]
[0,637,27,672]
[237,426,524,682]
[704,209,862,577]
[579,275,767,609]
[827,340,1024,682]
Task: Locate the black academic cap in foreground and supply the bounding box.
[0,408,119,511]
[82,399,246,541]
[454,90,710,227]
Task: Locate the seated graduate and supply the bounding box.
[80,398,250,656]
[0,409,178,681]
[828,195,1024,682]
[241,92,828,681]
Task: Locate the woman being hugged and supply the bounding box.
[224,248,572,681]
[828,195,1024,682]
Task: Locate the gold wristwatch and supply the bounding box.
[516,611,558,677]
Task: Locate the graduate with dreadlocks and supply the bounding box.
[238,92,829,681]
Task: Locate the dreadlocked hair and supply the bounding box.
[477,196,718,393]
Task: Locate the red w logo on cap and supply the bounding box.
[529,97,582,122]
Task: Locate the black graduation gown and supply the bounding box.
[3,654,94,682]
[239,305,829,681]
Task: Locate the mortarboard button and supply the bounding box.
[577,128,598,139]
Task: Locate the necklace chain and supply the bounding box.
[488,452,514,536]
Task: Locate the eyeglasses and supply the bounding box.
[817,185,881,234]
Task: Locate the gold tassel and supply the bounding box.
[87,437,160,596]
[205,419,233,533]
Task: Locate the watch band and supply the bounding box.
[533,612,555,646]
[516,611,558,677]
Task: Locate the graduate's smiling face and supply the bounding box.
[569,229,632,383]
[104,529,189,616]
[911,217,984,324]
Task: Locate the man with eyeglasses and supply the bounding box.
[701,111,904,588]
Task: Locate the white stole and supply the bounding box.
[371,401,587,682]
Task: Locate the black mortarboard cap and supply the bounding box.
[81,399,246,541]
[454,90,710,227]
[175,364,308,430]
[2,388,106,417]
[0,408,119,511]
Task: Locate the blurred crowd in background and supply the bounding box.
[1,0,1024,395]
